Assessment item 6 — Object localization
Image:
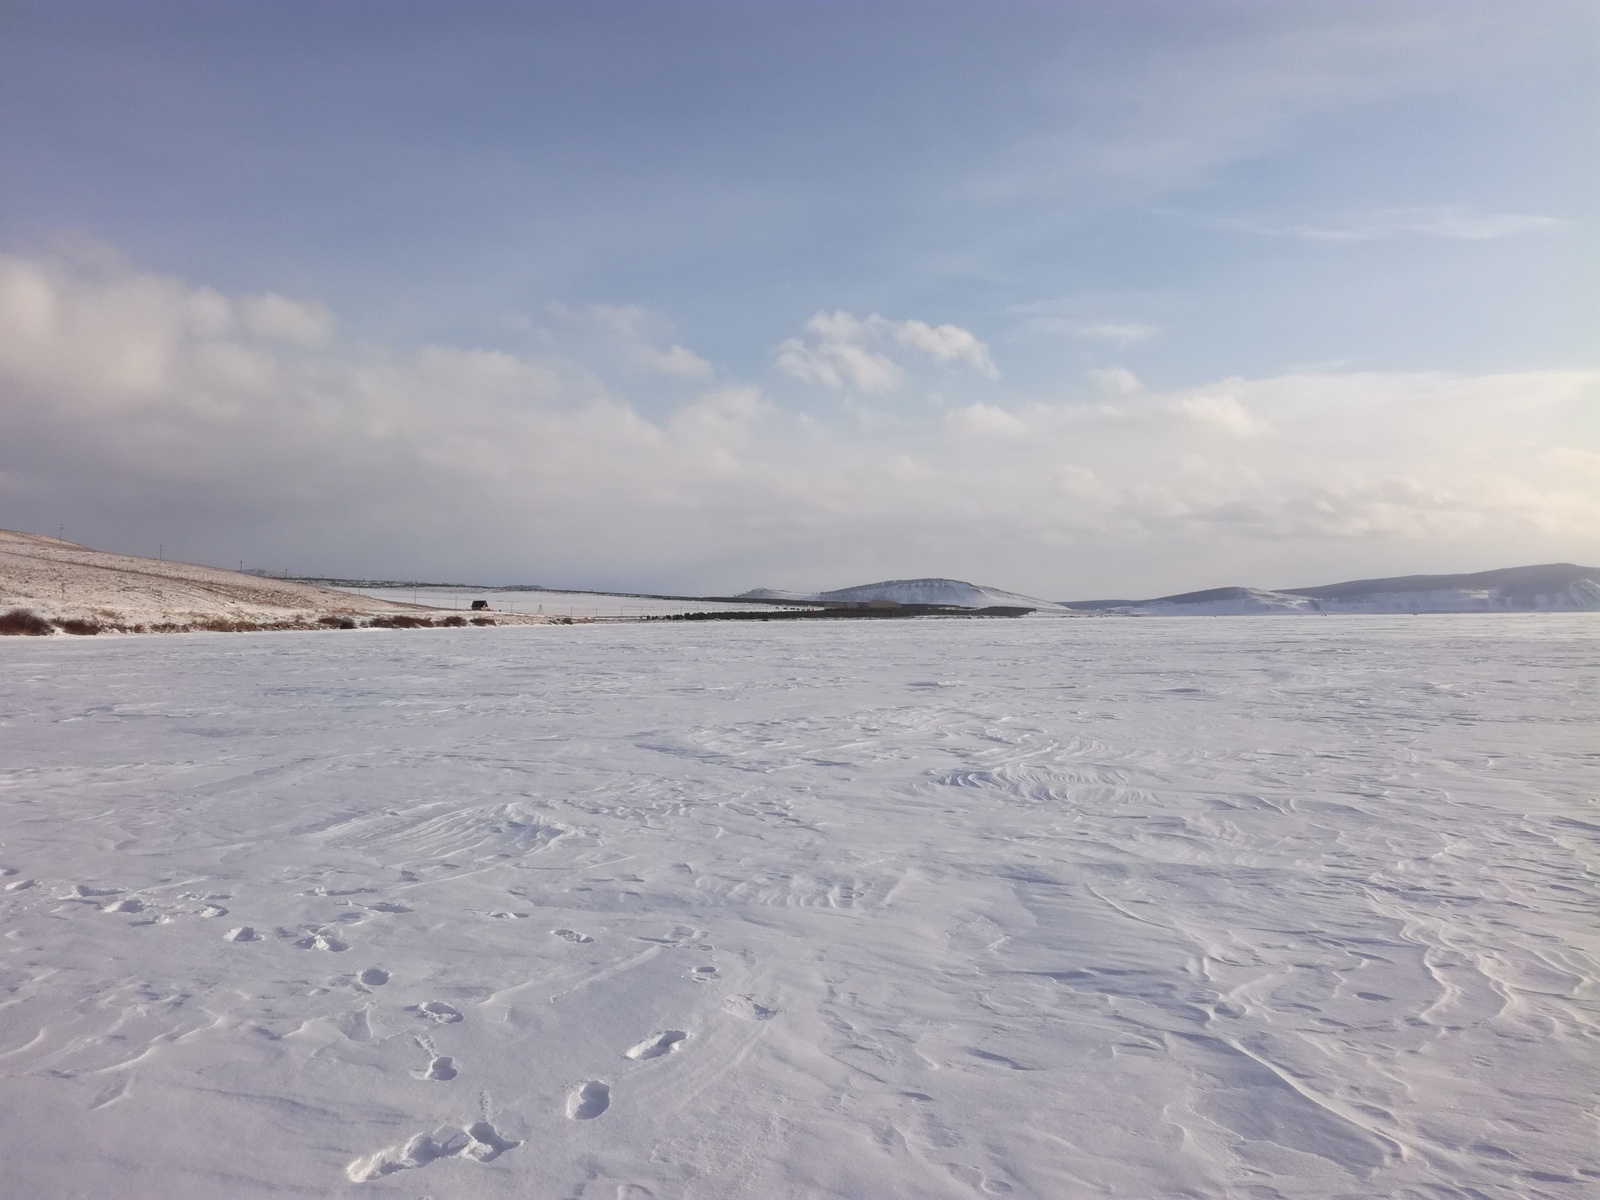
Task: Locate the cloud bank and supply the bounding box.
[1,248,1595,596]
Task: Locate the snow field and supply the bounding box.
[335,586,785,619]
[0,616,1595,1198]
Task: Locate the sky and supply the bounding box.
[0,0,1595,598]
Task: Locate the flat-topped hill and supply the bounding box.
[741,577,1071,611]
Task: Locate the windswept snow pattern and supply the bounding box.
[0,617,1595,1198]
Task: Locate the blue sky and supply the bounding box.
[0,1,1595,596]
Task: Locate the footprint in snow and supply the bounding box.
[4,879,35,892]
[364,901,412,914]
[225,926,260,942]
[691,965,718,983]
[566,1080,610,1120]
[199,903,229,918]
[296,932,349,952]
[552,928,594,944]
[358,967,389,986]
[409,1001,463,1024]
[625,1030,687,1060]
[345,1121,519,1182]
[461,1120,518,1161]
[102,898,144,913]
[723,994,776,1021]
[72,884,121,898]
[417,1055,457,1081]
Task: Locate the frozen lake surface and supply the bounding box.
[1,616,1595,1198]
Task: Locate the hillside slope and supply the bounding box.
[0,529,546,632]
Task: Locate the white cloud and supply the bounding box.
[776,311,996,392]
[1088,366,1141,396]
[631,342,715,379]
[947,403,1026,437]
[1021,318,1156,347]
[978,9,1550,214]
[888,319,998,377]
[237,293,337,346]
[2,249,1596,595]
[1168,386,1266,437]
[1071,321,1156,346]
[548,302,714,378]
[1231,206,1569,243]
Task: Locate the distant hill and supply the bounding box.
[1062,563,1600,615]
[741,577,1071,612]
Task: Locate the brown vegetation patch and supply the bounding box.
[56,618,103,636]
[195,619,251,632]
[470,617,497,626]
[440,615,467,627]
[0,608,53,635]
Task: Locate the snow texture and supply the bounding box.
[0,616,1595,1198]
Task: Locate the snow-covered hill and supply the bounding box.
[1065,563,1600,615]
[742,577,1070,611]
[0,529,548,633]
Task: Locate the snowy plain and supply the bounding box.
[0,616,1595,1199]
[334,586,784,619]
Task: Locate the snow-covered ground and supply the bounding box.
[334,586,784,619]
[1,616,1595,1199]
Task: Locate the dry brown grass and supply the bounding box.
[0,608,53,635]
[56,618,103,636]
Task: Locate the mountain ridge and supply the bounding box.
[1061,563,1600,615]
